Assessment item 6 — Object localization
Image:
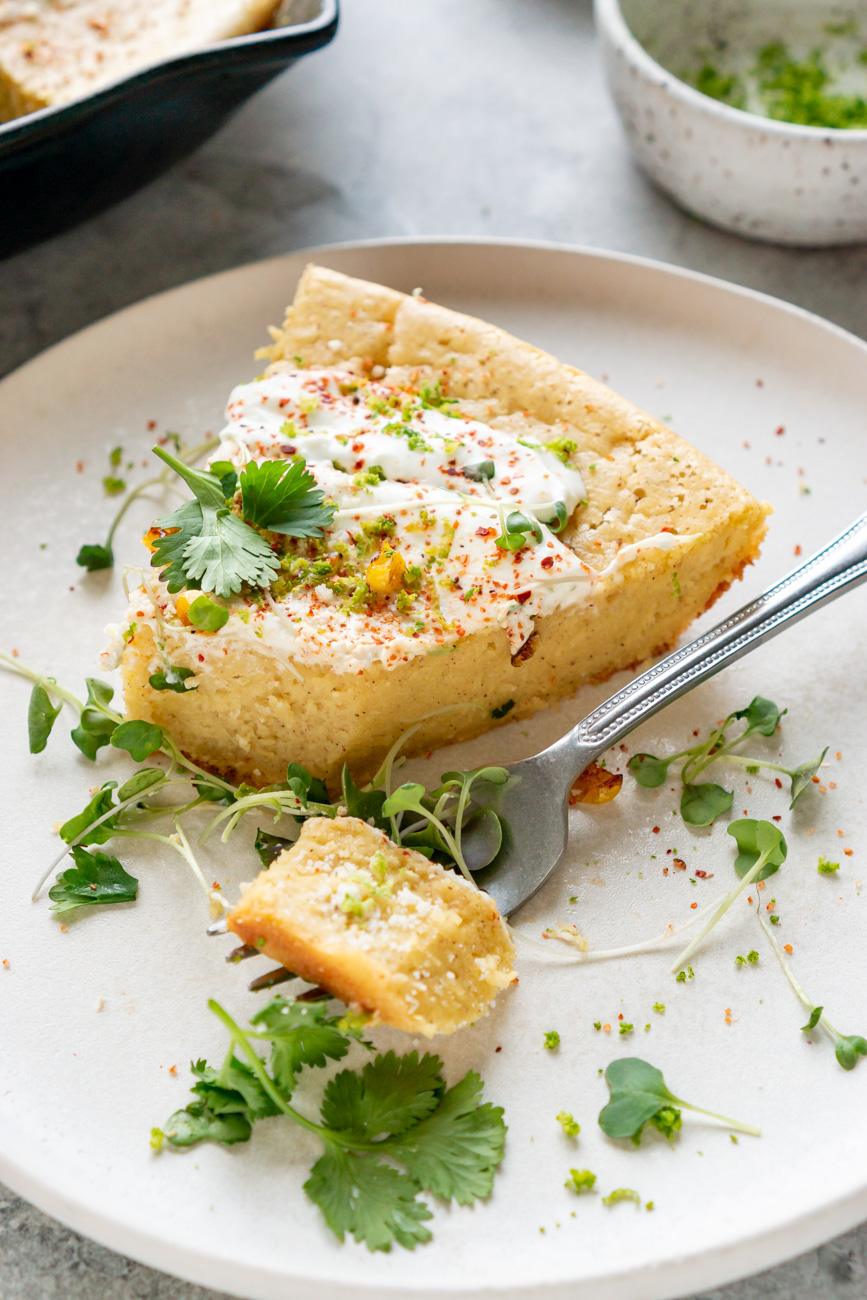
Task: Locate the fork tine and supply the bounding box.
[226,943,260,963]
[207,919,228,935]
[248,966,298,992]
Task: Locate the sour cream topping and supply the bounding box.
[114,369,697,677]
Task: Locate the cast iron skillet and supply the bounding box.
[0,0,338,259]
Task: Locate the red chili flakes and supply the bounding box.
[837,751,843,760]
[690,902,698,909]
[812,775,820,784]
[516,591,532,605]
[75,460,84,473]
[838,829,846,837]
[475,526,495,538]
[618,1013,624,1020]
[147,419,157,430]
[168,1064,178,1075]
[747,896,754,904]
[198,654,205,662]
[541,556,554,569]
[673,858,687,871]
[784,944,793,954]
[775,426,785,436]
[663,867,669,875]
[772,815,782,821]
[1,959,9,969]
[60,925,68,933]
[757,880,765,890]
[775,778,782,788]
[794,545,802,556]
[756,378,764,386]
[495,1046,502,1052]
[695,870,707,878]
[652,826,660,834]
[845,849,854,857]
[11,648,18,658]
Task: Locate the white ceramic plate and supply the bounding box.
[2,239,867,1300]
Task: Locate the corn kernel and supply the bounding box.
[366,546,406,595]
[176,593,193,625]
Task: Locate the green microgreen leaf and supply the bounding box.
[627,753,671,788]
[240,459,335,537]
[598,1057,758,1144]
[494,510,543,552]
[788,748,829,808]
[680,782,733,827]
[801,1006,823,1032]
[117,768,165,801]
[188,594,229,632]
[148,665,198,693]
[728,818,787,881]
[254,828,294,868]
[341,766,389,831]
[565,1169,596,1194]
[28,682,62,753]
[462,460,495,482]
[60,782,119,846]
[111,720,164,762]
[48,846,138,913]
[835,1035,867,1070]
[734,696,786,737]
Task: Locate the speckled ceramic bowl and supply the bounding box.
[594,0,867,246]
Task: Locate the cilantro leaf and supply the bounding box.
[250,998,350,1095]
[48,846,138,912]
[150,449,280,598]
[193,1058,279,1120]
[321,1052,443,1139]
[240,459,335,537]
[158,1102,251,1147]
[304,1148,433,1252]
[28,682,61,753]
[148,665,197,693]
[387,1071,507,1204]
[76,542,114,571]
[254,827,294,867]
[60,782,119,845]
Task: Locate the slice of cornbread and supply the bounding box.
[0,0,278,122]
[114,265,770,789]
[227,816,516,1037]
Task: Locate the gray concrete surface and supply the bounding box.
[2,0,866,1296]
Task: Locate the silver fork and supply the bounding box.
[472,513,867,916]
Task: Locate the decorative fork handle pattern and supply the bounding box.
[566,512,867,758]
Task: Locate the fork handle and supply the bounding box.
[563,512,867,759]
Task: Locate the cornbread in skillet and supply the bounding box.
[227,816,516,1037]
[113,265,770,789]
[0,0,279,122]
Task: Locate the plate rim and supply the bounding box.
[3,235,867,1300]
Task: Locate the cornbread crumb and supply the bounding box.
[228,817,516,1036]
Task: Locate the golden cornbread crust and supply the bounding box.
[227,816,516,1037]
[121,265,770,788]
[0,1,278,122]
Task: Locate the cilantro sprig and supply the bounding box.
[149,448,334,598]
[154,997,506,1251]
[627,696,827,826]
[598,1058,759,1145]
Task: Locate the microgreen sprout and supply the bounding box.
[670,820,786,973]
[556,1111,580,1136]
[565,1169,596,1194]
[598,1058,759,1145]
[757,908,867,1070]
[627,695,826,826]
